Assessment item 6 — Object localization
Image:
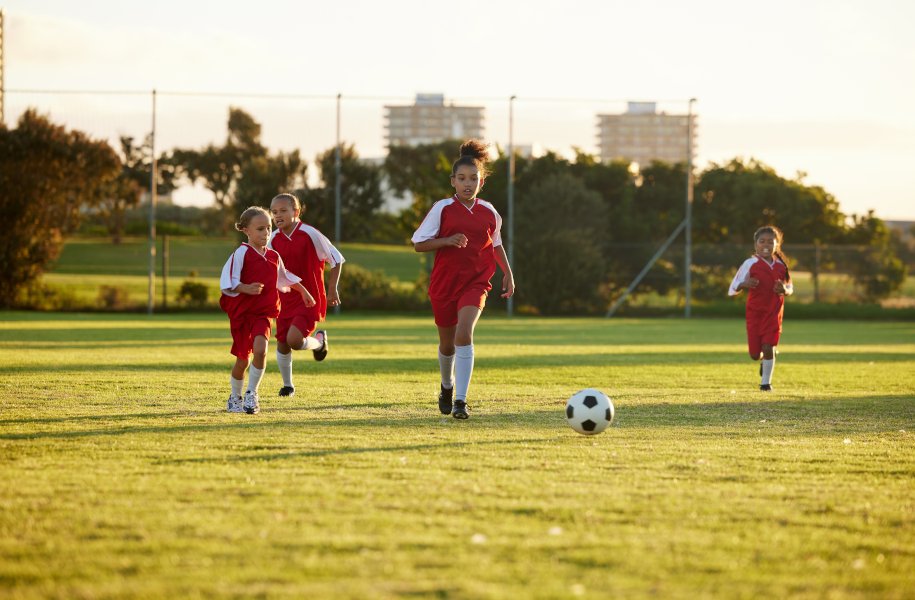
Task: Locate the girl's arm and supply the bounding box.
[291,282,316,307]
[494,245,515,298]
[326,263,343,306]
[414,234,468,253]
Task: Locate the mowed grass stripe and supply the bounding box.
[0,312,913,598]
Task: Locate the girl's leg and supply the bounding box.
[452,306,482,418]
[436,324,457,414]
[228,357,248,411]
[246,336,268,394]
[760,343,776,388]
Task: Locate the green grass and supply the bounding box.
[52,237,423,281]
[1,313,913,598]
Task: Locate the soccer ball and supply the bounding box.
[565,388,614,435]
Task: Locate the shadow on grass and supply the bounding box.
[161,436,557,464]
[2,394,911,443]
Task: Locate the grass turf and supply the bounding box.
[0,313,913,598]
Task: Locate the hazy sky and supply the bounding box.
[4,0,915,220]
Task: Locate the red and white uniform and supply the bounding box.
[412,196,503,326]
[268,222,344,342]
[728,255,792,358]
[219,243,301,358]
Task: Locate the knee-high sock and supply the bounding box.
[439,350,455,389]
[247,365,265,393]
[761,358,775,385]
[276,350,293,387]
[454,344,474,401]
[230,376,244,397]
[297,335,323,351]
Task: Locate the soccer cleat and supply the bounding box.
[438,384,454,415]
[226,394,244,413]
[278,386,295,397]
[243,390,260,414]
[313,330,328,362]
[452,400,469,420]
[759,384,772,392]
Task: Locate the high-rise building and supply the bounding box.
[384,93,484,147]
[597,102,697,166]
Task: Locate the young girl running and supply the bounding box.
[220,206,315,414]
[411,140,515,419]
[268,193,344,398]
[728,225,793,391]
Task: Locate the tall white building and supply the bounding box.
[597,101,697,166]
[384,93,484,147]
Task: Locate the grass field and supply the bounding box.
[1,312,913,598]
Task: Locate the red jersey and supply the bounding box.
[219,244,301,322]
[728,255,791,322]
[268,222,344,322]
[411,196,503,301]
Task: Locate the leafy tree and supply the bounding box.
[314,144,385,242]
[0,110,120,307]
[843,211,906,301]
[383,140,457,238]
[170,107,305,231]
[98,135,176,244]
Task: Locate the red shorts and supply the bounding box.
[746,313,782,359]
[431,288,488,327]
[229,316,271,358]
[276,313,318,345]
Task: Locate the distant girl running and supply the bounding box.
[728,225,793,391]
[268,193,344,398]
[220,206,315,414]
[411,140,515,419]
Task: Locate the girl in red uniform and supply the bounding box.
[728,225,793,391]
[411,140,515,419]
[219,206,315,414]
[268,193,344,398]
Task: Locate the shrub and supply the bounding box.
[14,281,81,311]
[177,280,209,308]
[97,285,132,310]
[338,264,427,311]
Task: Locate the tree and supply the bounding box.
[97,135,176,244]
[314,144,384,242]
[843,211,906,301]
[0,110,120,307]
[170,107,304,232]
[383,140,458,238]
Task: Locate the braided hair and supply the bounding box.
[754,225,791,282]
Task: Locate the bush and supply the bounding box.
[97,285,131,310]
[338,264,427,311]
[177,280,209,308]
[13,281,81,311]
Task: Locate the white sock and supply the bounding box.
[454,344,474,401]
[247,365,265,393]
[300,335,322,351]
[230,376,243,397]
[439,350,455,389]
[276,350,293,387]
[761,358,775,385]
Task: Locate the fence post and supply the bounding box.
[147,88,157,315]
[813,240,821,303]
[162,234,169,310]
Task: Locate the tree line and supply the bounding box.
[1,107,909,312]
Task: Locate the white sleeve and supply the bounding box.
[276,255,302,292]
[303,225,345,267]
[411,199,449,243]
[728,259,754,296]
[220,246,248,297]
[480,201,503,247]
[267,229,279,251]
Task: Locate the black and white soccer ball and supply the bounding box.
[565,388,614,435]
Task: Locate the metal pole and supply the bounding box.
[147,89,157,315]
[507,95,516,317]
[684,98,696,318]
[162,234,169,310]
[334,93,342,244]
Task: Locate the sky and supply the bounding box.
[3,0,915,220]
